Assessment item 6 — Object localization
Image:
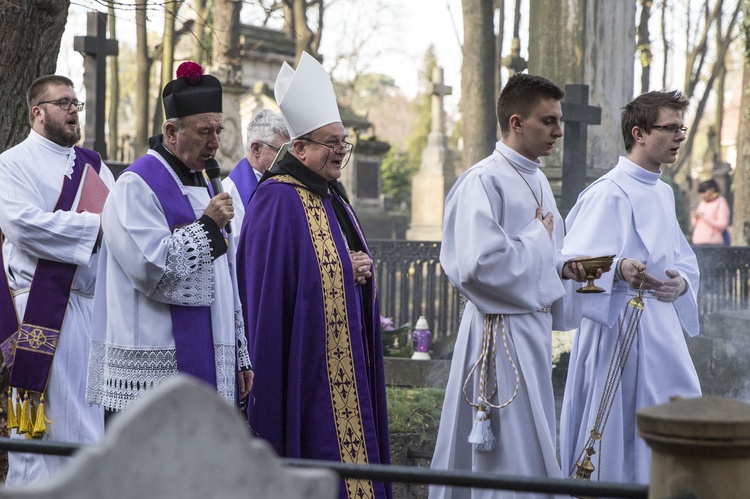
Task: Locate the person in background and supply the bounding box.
[691,178,730,246]
[0,75,115,484]
[86,61,252,418]
[223,109,290,235]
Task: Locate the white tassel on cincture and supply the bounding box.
[468,405,496,452]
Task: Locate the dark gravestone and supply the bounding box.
[561,84,601,216]
[74,11,118,159]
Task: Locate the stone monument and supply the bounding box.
[74,11,118,160]
[529,0,636,203]
[0,377,338,499]
[407,66,456,241]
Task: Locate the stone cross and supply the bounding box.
[428,67,452,135]
[74,11,118,159]
[561,84,601,215]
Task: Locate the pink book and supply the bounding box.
[76,164,110,214]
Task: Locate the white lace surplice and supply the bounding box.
[87,152,243,410]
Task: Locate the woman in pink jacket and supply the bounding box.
[691,179,730,245]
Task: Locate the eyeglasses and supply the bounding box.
[650,124,687,134]
[301,138,354,154]
[258,141,280,152]
[36,99,85,112]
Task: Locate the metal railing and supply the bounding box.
[0,438,648,498]
[370,242,750,341]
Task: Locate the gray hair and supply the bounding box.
[246,109,290,151]
[162,117,186,135]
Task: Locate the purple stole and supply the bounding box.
[0,147,101,394]
[227,158,258,209]
[126,154,217,387]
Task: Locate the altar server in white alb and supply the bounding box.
[0,75,115,484]
[86,62,253,416]
[560,90,701,484]
[431,73,591,499]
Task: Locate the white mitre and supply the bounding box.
[274,51,342,139]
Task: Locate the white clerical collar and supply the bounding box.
[29,129,77,179]
[617,156,661,185]
[495,141,542,174]
[28,129,74,156]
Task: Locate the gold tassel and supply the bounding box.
[18,392,31,435]
[6,388,17,430]
[31,394,50,438]
[14,392,22,429]
[29,397,36,424]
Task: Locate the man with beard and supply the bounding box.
[0,75,115,484]
[86,62,253,418]
[237,52,391,499]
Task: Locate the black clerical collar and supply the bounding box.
[263,152,331,197]
[148,134,206,188]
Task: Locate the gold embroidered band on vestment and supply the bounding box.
[278,175,374,499]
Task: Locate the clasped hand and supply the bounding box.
[620,258,686,302]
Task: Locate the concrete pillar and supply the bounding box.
[638,396,750,498]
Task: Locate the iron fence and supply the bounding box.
[370,242,750,341]
[0,438,648,498]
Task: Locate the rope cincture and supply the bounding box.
[462,314,520,452]
[570,267,646,488]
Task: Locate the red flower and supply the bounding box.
[176,61,204,85]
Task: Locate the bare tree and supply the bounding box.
[669,0,740,176]
[661,0,669,89]
[460,0,497,170]
[133,0,153,156]
[107,2,120,161]
[494,0,505,98]
[0,0,71,151]
[192,0,211,65]
[637,0,652,94]
[733,0,750,244]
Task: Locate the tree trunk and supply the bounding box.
[661,0,668,89]
[192,0,211,65]
[733,0,750,245]
[494,0,505,100]
[153,0,184,135]
[213,0,241,69]
[293,0,315,61]
[133,0,152,157]
[0,0,70,151]
[107,3,119,161]
[461,0,497,171]
[637,0,652,94]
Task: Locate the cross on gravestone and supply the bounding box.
[74,11,118,159]
[561,84,601,215]
[429,67,452,135]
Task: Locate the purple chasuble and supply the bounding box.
[238,174,392,499]
[126,154,217,387]
[0,148,101,394]
[228,158,258,209]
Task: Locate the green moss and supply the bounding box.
[387,386,445,450]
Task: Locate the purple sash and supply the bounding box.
[0,147,101,393]
[227,158,257,209]
[126,154,217,387]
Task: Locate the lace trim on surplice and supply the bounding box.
[234,309,252,371]
[150,221,214,306]
[86,341,236,411]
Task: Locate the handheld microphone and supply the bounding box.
[204,158,231,234]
